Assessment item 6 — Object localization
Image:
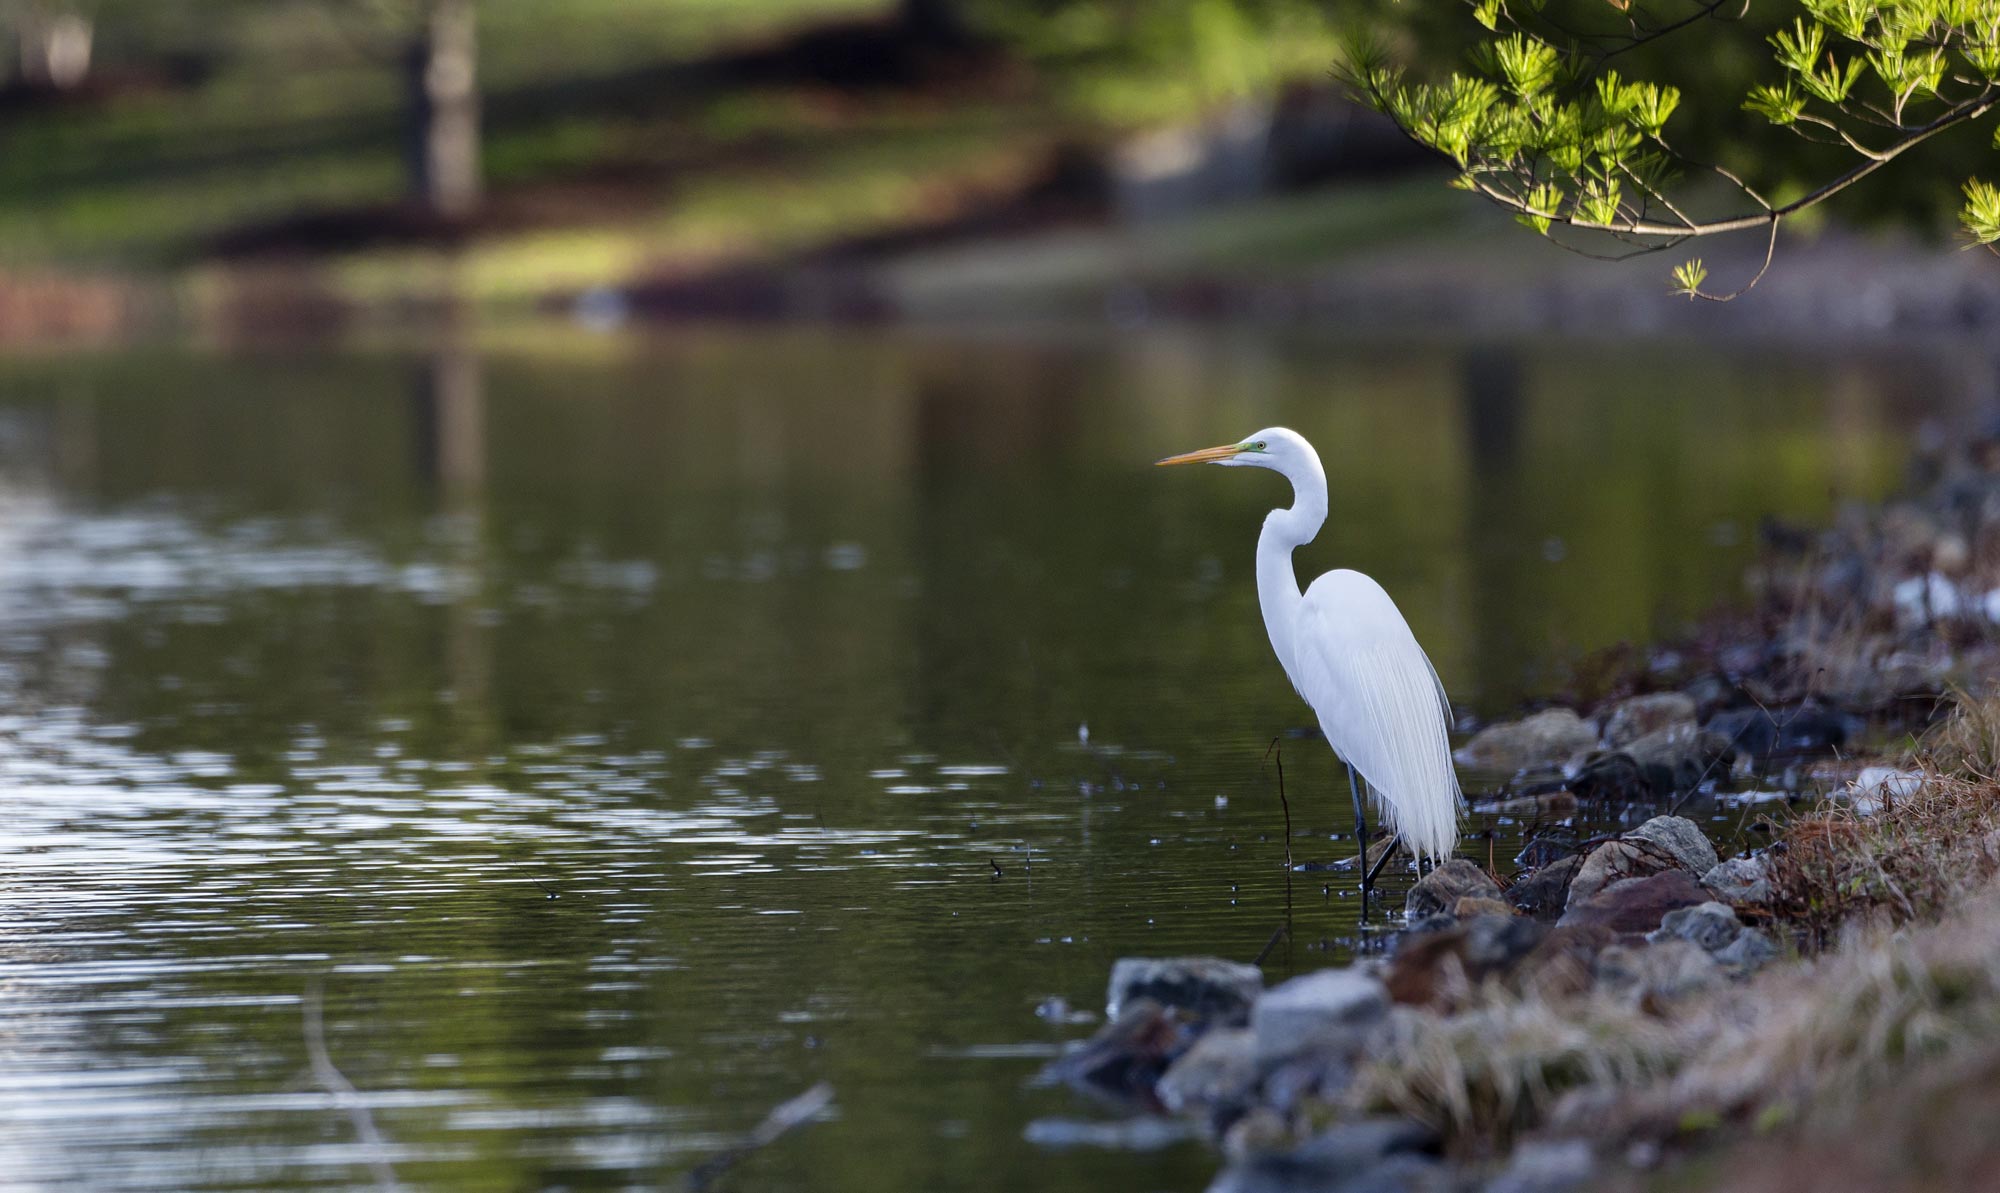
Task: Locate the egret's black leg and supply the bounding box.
[1345,762,1369,922]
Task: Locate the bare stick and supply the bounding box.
[1264,737,1295,875]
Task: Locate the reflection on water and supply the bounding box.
[0,329,1977,1190]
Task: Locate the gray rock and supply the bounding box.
[1702,855,1772,905]
[1023,1115,1199,1151]
[1647,901,1743,953]
[1507,855,1582,921]
[1485,1139,1596,1193]
[1108,956,1263,1023]
[1211,1118,1444,1193]
[1156,1027,1259,1116]
[1713,927,1779,974]
[1454,708,1597,773]
[1043,998,1199,1098]
[1628,815,1720,877]
[1289,1118,1438,1171]
[1602,693,1697,748]
[1406,859,1503,920]
[1629,724,1730,783]
[1251,968,1389,1063]
[1594,939,1722,1005]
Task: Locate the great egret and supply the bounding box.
[1157,427,1462,909]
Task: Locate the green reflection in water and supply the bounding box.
[0,329,1964,1190]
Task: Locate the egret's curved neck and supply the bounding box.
[1257,458,1328,689]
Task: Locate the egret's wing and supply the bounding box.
[1293,570,1463,862]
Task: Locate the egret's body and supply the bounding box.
[1159,427,1463,882]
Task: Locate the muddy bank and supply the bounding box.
[1034,420,2000,1190]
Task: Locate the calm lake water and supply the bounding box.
[0,328,1977,1190]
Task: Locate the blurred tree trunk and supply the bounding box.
[404,0,480,219]
[11,2,92,89]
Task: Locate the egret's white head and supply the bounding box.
[1155,427,1318,474]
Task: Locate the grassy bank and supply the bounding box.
[0,0,1378,315]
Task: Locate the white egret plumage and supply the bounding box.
[1157,427,1463,904]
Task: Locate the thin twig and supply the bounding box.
[1265,737,1295,877]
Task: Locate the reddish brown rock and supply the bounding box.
[1556,870,1709,937]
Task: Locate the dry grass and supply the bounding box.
[1766,695,2000,947]
[1348,998,1684,1151]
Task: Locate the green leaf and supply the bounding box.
[1745,82,1806,125]
[1771,19,1826,76]
[1671,257,1709,298]
[1963,178,2000,244]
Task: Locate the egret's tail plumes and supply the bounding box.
[1293,570,1464,866]
[1348,643,1462,864]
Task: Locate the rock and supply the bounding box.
[1601,693,1697,748]
[1680,674,1741,719]
[1212,1118,1443,1193]
[1386,915,1549,1008]
[1705,703,1859,762]
[1713,927,1779,974]
[1485,1139,1596,1193]
[1258,1049,1354,1115]
[1043,998,1199,1099]
[1454,896,1516,918]
[1157,1027,1259,1117]
[1250,968,1389,1063]
[1107,956,1263,1023]
[1507,855,1582,921]
[1566,841,1677,906]
[1558,870,1710,936]
[1702,856,1772,905]
[1406,859,1503,920]
[1627,815,1719,876]
[1575,727,1732,799]
[1509,924,1614,1002]
[1594,939,1722,1006]
[1647,901,1742,953]
[1024,1115,1199,1151]
[1453,708,1597,773]
[1484,790,1579,816]
[1514,829,1580,870]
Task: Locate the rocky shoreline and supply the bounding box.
[1031,422,2000,1190]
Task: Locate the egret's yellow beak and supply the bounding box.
[1155,443,1242,466]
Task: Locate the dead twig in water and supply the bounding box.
[1264,737,1295,875]
[303,980,399,1192]
[686,1081,835,1192]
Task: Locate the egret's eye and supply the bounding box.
[1254,441,1267,451]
